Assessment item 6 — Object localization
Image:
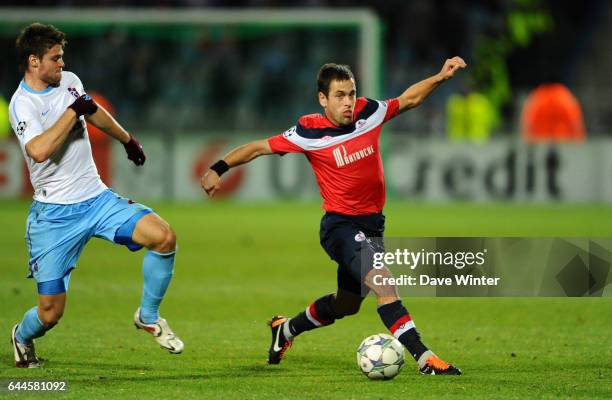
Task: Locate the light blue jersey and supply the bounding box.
[9,72,107,204]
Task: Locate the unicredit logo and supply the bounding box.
[332,144,375,167]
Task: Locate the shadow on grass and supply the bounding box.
[0,357,350,385]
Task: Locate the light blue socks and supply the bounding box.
[139,249,176,324]
[15,307,46,345]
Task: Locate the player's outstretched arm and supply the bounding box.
[201,139,273,197]
[86,104,130,143]
[86,104,146,166]
[25,94,97,163]
[397,56,467,114]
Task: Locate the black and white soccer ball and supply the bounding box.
[357,333,405,380]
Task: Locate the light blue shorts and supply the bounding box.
[25,189,152,286]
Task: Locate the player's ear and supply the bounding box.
[28,54,39,70]
[318,91,328,108]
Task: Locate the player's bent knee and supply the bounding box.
[38,292,66,328]
[331,295,362,317]
[151,226,176,253]
[339,303,361,317]
[162,227,176,251]
[39,308,63,329]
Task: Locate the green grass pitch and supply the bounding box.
[0,200,610,399]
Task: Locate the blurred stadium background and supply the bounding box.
[0,1,611,202]
[0,2,611,398]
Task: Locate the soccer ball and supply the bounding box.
[357,333,405,380]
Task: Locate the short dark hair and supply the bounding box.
[317,63,355,96]
[16,23,66,74]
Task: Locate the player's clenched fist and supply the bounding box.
[123,135,146,166]
[202,159,229,197]
[68,93,98,117]
[201,170,222,197]
[438,56,467,80]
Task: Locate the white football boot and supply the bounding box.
[11,324,42,368]
[133,308,184,354]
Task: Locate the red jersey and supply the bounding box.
[267,97,400,215]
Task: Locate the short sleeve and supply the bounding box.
[267,126,304,155]
[64,71,85,94]
[9,98,44,146]
[383,98,400,123]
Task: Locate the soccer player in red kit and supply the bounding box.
[202,57,466,375]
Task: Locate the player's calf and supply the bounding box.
[281,294,338,340]
[364,267,400,302]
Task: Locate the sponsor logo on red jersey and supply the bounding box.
[332,144,375,168]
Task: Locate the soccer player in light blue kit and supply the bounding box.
[8,23,183,368]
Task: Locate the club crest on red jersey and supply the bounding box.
[283,126,296,138]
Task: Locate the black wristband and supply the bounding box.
[210,159,230,176]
